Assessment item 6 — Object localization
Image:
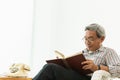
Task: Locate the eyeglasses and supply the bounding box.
[82,37,98,42]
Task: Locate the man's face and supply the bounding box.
[84,30,104,51]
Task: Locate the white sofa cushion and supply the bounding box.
[91,70,120,80]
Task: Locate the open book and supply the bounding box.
[46,50,92,75]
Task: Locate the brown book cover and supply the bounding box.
[46,50,92,75]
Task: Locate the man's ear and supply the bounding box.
[100,36,105,42]
[23,64,30,71]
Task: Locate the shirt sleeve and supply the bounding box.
[105,48,120,77]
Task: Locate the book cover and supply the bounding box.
[46,50,92,75]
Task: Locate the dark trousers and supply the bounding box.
[33,63,91,80]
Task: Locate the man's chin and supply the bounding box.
[87,47,94,51]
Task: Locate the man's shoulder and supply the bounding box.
[102,46,115,50]
[102,46,117,53]
[100,46,116,53]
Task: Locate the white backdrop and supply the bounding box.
[0,0,120,78]
[0,0,33,75]
[32,0,120,77]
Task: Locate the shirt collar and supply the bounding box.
[83,45,104,54]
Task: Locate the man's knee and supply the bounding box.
[43,63,61,70]
[44,63,59,68]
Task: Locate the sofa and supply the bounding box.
[91,70,120,80]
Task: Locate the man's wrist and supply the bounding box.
[97,65,101,70]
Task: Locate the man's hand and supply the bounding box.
[81,59,98,72]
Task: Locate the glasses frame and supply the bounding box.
[82,37,99,42]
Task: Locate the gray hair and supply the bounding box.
[85,23,106,38]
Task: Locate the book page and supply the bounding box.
[54,50,83,59]
[65,52,83,58]
[54,50,65,59]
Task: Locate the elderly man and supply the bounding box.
[33,23,120,80]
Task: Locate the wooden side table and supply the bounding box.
[0,77,32,80]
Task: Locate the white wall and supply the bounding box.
[32,0,120,77]
[0,0,33,74]
[1,0,120,77]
